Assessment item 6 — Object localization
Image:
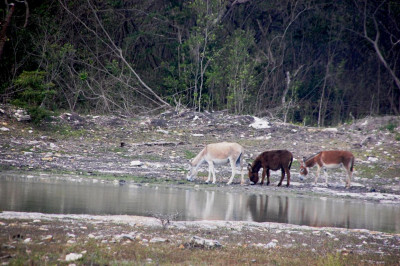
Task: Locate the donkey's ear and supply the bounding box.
[302,156,306,163]
[247,163,252,171]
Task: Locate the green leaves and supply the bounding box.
[12,70,55,124]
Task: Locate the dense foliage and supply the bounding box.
[1,0,399,125]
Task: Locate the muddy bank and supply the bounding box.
[1,109,400,202]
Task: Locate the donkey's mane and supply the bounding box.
[304,151,321,162]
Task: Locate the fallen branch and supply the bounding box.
[130,141,185,147]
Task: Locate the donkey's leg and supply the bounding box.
[285,167,291,187]
[237,155,245,185]
[227,158,236,185]
[266,169,271,186]
[240,164,245,185]
[323,168,329,186]
[205,161,213,183]
[277,168,284,187]
[315,166,321,185]
[345,166,352,189]
[261,168,267,185]
[211,162,217,184]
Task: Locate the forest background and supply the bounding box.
[0,0,399,126]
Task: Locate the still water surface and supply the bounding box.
[1,176,399,233]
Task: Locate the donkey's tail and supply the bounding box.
[350,156,355,172]
[236,152,242,168]
[288,156,293,170]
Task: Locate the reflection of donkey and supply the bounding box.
[299,150,355,188]
[247,150,293,187]
[186,142,244,185]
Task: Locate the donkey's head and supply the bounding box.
[299,158,308,180]
[247,163,259,184]
[186,164,198,181]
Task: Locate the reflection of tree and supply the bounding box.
[246,194,289,223]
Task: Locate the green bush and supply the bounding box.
[385,122,397,133]
[11,70,55,124]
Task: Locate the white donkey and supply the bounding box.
[186,142,245,185]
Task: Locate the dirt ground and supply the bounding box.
[1,106,400,264]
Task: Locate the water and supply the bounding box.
[1,176,399,233]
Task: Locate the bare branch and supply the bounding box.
[58,0,171,108]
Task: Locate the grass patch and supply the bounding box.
[355,163,400,179]
[382,122,397,133]
[41,123,88,139]
[184,150,196,159]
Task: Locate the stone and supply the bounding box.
[189,236,222,249]
[149,237,169,243]
[65,253,83,262]
[41,235,53,241]
[130,160,143,166]
[265,241,277,249]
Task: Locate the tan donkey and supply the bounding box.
[186,142,245,185]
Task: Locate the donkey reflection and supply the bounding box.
[247,194,289,223]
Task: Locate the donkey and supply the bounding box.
[186,142,245,185]
[247,150,293,187]
[299,150,355,188]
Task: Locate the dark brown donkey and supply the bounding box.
[247,150,293,187]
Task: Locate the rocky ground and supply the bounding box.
[1,105,400,264]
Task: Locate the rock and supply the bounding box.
[23,238,32,243]
[249,117,271,129]
[149,119,168,128]
[325,232,336,238]
[368,157,378,162]
[49,143,59,150]
[189,236,222,249]
[67,233,76,238]
[265,241,277,249]
[130,160,143,166]
[14,109,31,121]
[322,128,338,132]
[149,237,169,243]
[0,127,10,131]
[114,233,136,241]
[65,253,83,262]
[41,235,53,241]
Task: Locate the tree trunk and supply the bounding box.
[0,3,15,61]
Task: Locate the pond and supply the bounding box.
[1,175,399,233]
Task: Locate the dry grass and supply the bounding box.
[1,218,399,265]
